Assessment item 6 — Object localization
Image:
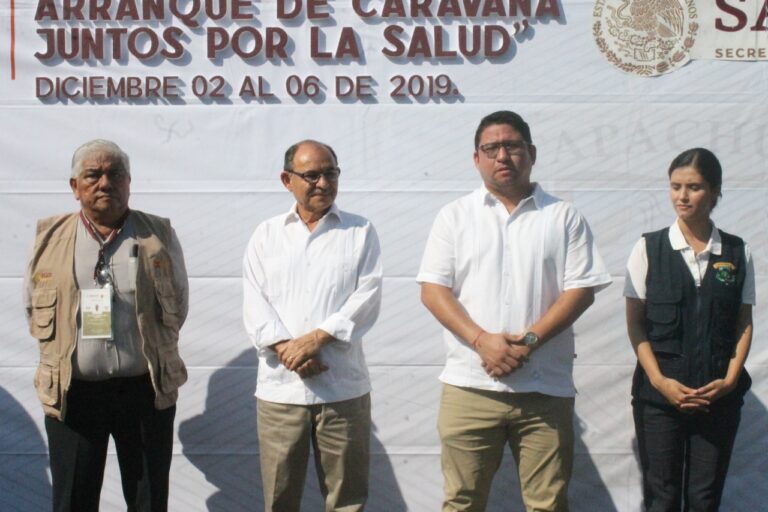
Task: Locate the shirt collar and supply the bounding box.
[479,182,542,209]
[668,220,722,255]
[283,203,341,226]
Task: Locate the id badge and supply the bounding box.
[81,287,113,340]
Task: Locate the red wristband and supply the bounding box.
[470,329,486,348]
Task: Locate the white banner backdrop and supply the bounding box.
[1,1,767,510]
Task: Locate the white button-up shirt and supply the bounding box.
[243,204,383,405]
[417,185,611,397]
[623,220,756,304]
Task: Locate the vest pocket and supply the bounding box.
[159,352,188,393]
[34,363,60,406]
[655,353,684,380]
[646,299,682,354]
[30,289,57,341]
[154,278,180,329]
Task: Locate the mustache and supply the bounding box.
[94,192,121,201]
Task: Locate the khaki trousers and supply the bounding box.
[257,393,371,512]
[438,384,574,512]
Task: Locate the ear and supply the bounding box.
[69,178,80,200]
[280,171,293,192]
[528,144,537,165]
[473,150,480,169]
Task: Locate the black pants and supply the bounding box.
[633,399,741,512]
[45,374,175,512]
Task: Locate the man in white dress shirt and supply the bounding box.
[418,111,612,511]
[242,140,382,512]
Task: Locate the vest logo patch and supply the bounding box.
[33,271,53,284]
[713,262,736,285]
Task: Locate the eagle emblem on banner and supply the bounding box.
[592,0,699,76]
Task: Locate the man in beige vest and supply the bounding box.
[24,139,189,512]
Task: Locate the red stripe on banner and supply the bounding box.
[10,0,16,80]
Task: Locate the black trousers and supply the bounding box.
[45,374,175,512]
[633,399,741,512]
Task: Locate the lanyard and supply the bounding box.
[79,210,130,283]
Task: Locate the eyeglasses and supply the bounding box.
[286,168,341,185]
[81,169,128,185]
[478,140,529,159]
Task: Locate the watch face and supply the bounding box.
[524,332,538,346]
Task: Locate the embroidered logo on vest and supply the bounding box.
[713,262,736,285]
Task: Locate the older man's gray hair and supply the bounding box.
[71,139,131,178]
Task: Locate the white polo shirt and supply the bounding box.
[417,184,612,397]
[242,203,383,405]
[623,220,756,304]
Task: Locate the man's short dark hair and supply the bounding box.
[474,111,532,149]
[284,140,338,171]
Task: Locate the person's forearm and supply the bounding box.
[724,304,752,387]
[527,287,595,344]
[626,297,664,386]
[420,282,481,345]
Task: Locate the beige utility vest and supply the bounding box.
[27,211,187,420]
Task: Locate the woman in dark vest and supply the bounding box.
[623,148,755,512]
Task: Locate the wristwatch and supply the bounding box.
[522,331,540,348]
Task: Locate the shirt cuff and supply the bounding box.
[564,275,612,293]
[415,272,453,288]
[318,313,355,343]
[252,321,293,349]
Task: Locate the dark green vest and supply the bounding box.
[632,227,750,406]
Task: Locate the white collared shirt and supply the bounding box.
[417,184,612,397]
[242,203,383,405]
[623,220,756,304]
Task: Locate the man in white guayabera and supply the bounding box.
[418,111,612,512]
[243,140,382,511]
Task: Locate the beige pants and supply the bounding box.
[438,384,574,512]
[257,393,371,512]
